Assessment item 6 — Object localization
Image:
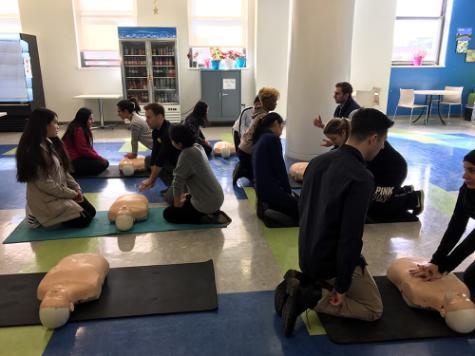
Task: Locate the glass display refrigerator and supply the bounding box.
[118,27,180,122]
[0,33,45,131]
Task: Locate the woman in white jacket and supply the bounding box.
[16,108,96,228]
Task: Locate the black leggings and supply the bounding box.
[233,130,241,154]
[63,197,96,228]
[234,149,253,182]
[163,196,206,224]
[368,186,418,217]
[262,191,299,221]
[72,158,109,176]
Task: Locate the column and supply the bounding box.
[285,0,355,160]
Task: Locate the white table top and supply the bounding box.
[74,94,122,99]
[0,112,7,118]
[414,90,458,96]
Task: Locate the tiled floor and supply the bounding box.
[1,118,475,355]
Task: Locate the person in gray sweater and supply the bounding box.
[163,124,225,224]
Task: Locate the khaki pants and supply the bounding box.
[315,266,383,321]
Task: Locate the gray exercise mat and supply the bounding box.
[318,274,474,344]
[0,260,218,327]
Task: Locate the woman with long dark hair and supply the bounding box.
[16,108,96,228]
[117,98,153,160]
[183,100,212,156]
[252,112,299,223]
[62,107,109,176]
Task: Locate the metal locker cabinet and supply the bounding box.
[201,69,241,123]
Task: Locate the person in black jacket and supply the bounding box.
[410,149,475,291]
[183,101,212,156]
[277,108,393,337]
[252,113,298,223]
[139,103,180,192]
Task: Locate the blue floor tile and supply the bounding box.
[43,291,475,356]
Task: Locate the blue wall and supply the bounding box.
[387,0,475,117]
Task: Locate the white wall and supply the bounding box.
[18,0,255,123]
[254,0,290,117]
[350,0,397,113]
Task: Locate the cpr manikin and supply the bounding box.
[119,156,146,176]
[37,253,109,329]
[213,141,235,158]
[108,193,149,231]
[387,257,475,333]
[289,162,309,183]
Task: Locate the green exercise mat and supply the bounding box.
[3,208,229,244]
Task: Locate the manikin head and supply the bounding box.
[221,145,231,158]
[442,291,475,333]
[115,206,135,231]
[121,159,135,176]
[39,287,73,329]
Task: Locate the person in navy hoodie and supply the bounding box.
[252,112,298,222]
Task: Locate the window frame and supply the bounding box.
[187,0,248,48]
[0,0,21,33]
[72,0,137,68]
[391,0,448,66]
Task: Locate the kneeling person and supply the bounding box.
[277,109,393,336]
[163,124,225,224]
[139,103,180,192]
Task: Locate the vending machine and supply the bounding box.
[0,33,45,131]
[118,27,180,122]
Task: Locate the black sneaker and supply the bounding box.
[274,270,305,317]
[282,278,306,337]
[413,190,424,215]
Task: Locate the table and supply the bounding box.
[413,90,458,125]
[74,94,122,129]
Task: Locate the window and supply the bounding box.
[73,0,136,67]
[392,0,448,65]
[187,0,248,68]
[0,0,21,33]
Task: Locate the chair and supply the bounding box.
[439,86,463,118]
[393,89,428,122]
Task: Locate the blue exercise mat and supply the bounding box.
[3,207,227,244]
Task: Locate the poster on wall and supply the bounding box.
[457,40,469,53]
[465,49,475,63]
[456,28,472,54]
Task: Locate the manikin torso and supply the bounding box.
[387,257,470,313]
[37,253,109,328]
[289,162,309,183]
[387,257,475,333]
[119,156,146,172]
[108,194,149,222]
[213,141,235,157]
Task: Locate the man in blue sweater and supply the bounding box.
[277,108,393,337]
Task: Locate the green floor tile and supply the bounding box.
[0,326,52,356]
